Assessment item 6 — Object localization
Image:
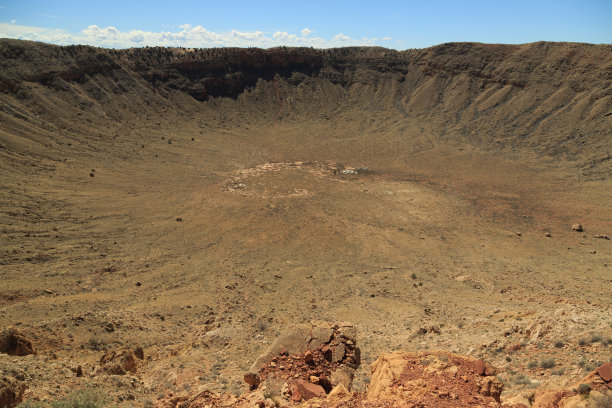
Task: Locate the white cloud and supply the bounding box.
[0,23,388,49]
[0,22,50,35]
[333,33,350,42]
[273,31,297,42]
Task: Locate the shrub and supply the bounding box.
[511,374,532,385]
[554,340,564,348]
[527,361,538,369]
[590,333,603,343]
[576,383,591,395]
[541,358,556,369]
[85,337,106,351]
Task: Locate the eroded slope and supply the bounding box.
[0,39,611,406]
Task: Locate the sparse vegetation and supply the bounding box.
[84,336,106,351]
[590,333,603,343]
[576,383,591,395]
[551,368,565,376]
[540,358,556,369]
[18,389,113,408]
[510,373,532,385]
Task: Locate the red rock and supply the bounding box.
[474,359,487,376]
[508,344,522,352]
[304,350,314,364]
[296,379,326,400]
[319,373,331,391]
[321,344,332,361]
[597,362,612,382]
[244,373,260,388]
[289,383,302,401]
[473,358,496,376]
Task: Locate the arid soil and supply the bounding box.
[0,39,611,407]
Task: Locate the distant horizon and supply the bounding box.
[1,0,611,50]
[1,37,610,52]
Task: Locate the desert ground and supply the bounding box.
[0,39,611,407]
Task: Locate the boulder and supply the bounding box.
[596,362,612,383]
[330,366,354,389]
[248,322,326,374]
[244,373,260,389]
[327,383,351,399]
[246,321,360,391]
[502,393,532,407]
[294,379,325,400]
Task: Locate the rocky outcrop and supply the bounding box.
[0,328,35,356]
[0,376,26,408]
[154,322,542,407]
[531,362,612,408]
[367,351,506,407]
[98,348,139,375]
[244,321,360,403]
[160,347,529,408]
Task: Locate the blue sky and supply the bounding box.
[0,0,610,49]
